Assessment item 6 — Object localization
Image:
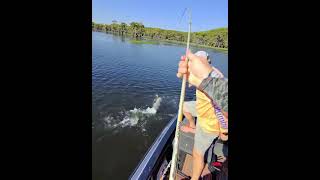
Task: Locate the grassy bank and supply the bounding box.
[129,40,159,45]
[93,22,228,49]
[160,39,228,52]
[128,38,228,53]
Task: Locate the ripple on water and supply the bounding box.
[92,32,228,180]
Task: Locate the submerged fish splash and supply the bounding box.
[129,95,162,114]
[103,95,163,130]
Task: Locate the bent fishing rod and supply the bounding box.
[169,9,192,180]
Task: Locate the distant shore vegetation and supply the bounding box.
[93,21,228,50]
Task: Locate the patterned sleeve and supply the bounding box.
[198,76,228,132]
[198,76,228,113]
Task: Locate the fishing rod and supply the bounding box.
[169,9,192,180]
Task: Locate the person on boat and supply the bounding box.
[180,51,224,134]
[177,51,228,180]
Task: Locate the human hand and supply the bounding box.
[176,51,213,88]
[220,132,228,141]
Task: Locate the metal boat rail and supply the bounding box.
[129,114,177,180]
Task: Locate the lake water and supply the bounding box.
[92,31,228,180]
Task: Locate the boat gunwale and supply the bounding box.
[129,114,177,180]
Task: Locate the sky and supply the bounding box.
[92,0,228,32]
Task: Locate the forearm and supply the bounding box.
[198,76,228,112]
[198,75,228,132]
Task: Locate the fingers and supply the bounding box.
[188,61,192,70]
[217,156,224,160]
[178,60,188,74]
[177,55,189,79]
[217,156,226,162]
[179,60,187,68]
[178,67,188,74]
[177,72,190,80]
[186,51,197,62]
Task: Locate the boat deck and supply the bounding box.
[129,115,227,180]
[174,118,228,180]
[175,154,213,180]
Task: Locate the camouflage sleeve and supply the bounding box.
[198,77,228,112]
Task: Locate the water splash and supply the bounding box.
[101,95,163,130]
[118,95,162,127]
[129,95,162,114]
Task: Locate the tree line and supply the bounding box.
[92,21,228,49]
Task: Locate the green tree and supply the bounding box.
[110,23,120,33]
[92,21,228,49]
[214,35,224,48]
[120,22,128,35]
[130,22,144,39]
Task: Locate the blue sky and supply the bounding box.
[92,0,228,32]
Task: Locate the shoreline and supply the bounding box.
[135,38,228,53]
[93,30,228,53]
[158,39,228,52]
